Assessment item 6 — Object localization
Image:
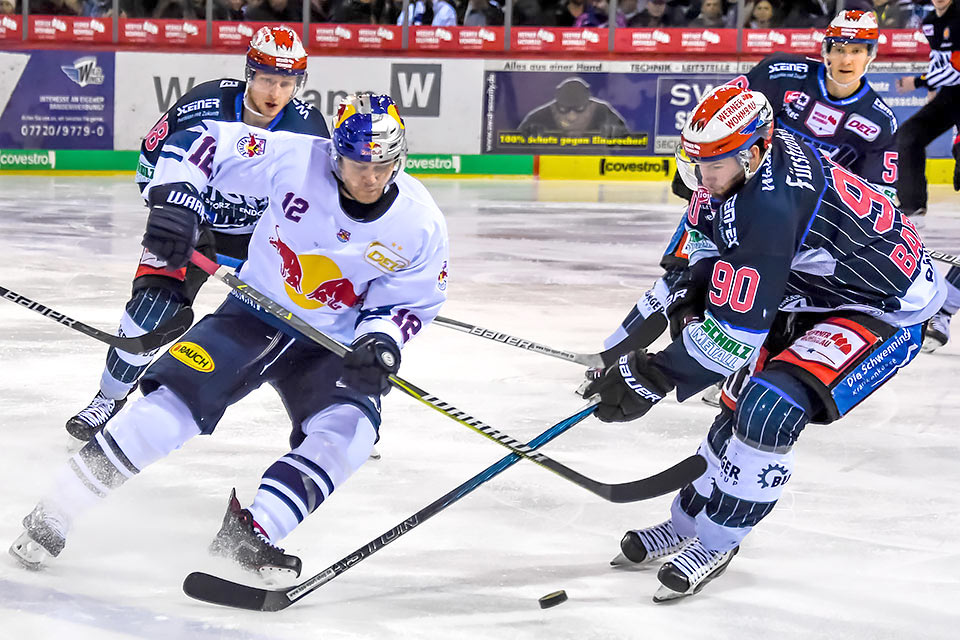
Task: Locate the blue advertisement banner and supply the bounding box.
[482,62,951,158]
[0,50,115,150]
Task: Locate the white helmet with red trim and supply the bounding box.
[821,10,879,85]
[245,26,308,94]
[676,85,774,193]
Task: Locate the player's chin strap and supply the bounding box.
[189,250,698,504]
[242,91,270,120]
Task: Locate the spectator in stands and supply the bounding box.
[574,0,627,26]
[549,0,586,25]
[245,0,301,21]
[872,0,909,26]
[220,0,246,20]
[153,0,225,18]
[28,0,81,15]
[746,0,779,27]
[463,0,505,25]
[397,0,457,24]
[688,0,734,25]
[620,0,645,23]
[330,0,377,22]
[780,0,834,27]
[512,0,542,23]
[0,0,15,14]
[628,0,677,26]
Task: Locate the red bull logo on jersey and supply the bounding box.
[269,226,361,310]
[237,133,266,158]
[169,342,215,372]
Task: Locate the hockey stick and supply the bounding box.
[182,405,705,611]
[0,285,194,354]
[433,315,603,367]
[432,315,664,368]
[189,251,674,503]
[927,249,960,268]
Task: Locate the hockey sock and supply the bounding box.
[248,404,376,542]
[695,377,810,551]
[101,287,184,399]
[42,385,201,533]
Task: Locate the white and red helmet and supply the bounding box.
[676,85,774,191]
[822,10,879,68]
[246,26,308,93]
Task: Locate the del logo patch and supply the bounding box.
[169,342,215,372]
[805,101,843,137]
[844,115,881,141]
[237,133,266,158]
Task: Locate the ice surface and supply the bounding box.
[0,177,957,639]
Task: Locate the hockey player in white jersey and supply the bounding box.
[10,94,450,579]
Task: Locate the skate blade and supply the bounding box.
[9,533,50,571]
[652,584,688,603]
[609,552,633,567]
[921,337,945,353]
[368,446,381,461]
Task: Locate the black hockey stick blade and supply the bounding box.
[0,285,193,353]
[602,453,705,503]
[182,572,297,612]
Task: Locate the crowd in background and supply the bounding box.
[0,0,935,30]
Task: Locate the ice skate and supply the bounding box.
[9,504,67,570]
[922,310,951,353]
[209,489,302,583]
[65,390,128,443]
[610,520,689,566]
[700,382,723,408]
[653,538,738,602]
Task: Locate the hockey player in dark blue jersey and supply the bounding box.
[590,85,944,601]
[731,10,899,194]
[65,26,329,442]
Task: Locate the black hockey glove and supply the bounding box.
[143,182,204,270]
[583,351,675,423]
[665,259,714,340]
[342,333,401,396]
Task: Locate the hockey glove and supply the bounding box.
[583,351,675,423]
[342,333,401,396]
[665,259,713,340]
[143,182,204,270]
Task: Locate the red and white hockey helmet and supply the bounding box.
[246,26,308,93]
[676,85,774,192]
[822,10,879,68]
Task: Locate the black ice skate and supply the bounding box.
[653,538,738,603]
[65,390,128,443]
[209,489,302,582]
[9,504,67,570]
[610,519,689,567]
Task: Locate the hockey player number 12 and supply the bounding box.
[830,163,921,278]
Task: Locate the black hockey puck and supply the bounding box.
[538,590,568,609]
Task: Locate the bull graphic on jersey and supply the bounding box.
[270,226,304,293]
[269,226,361,310]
